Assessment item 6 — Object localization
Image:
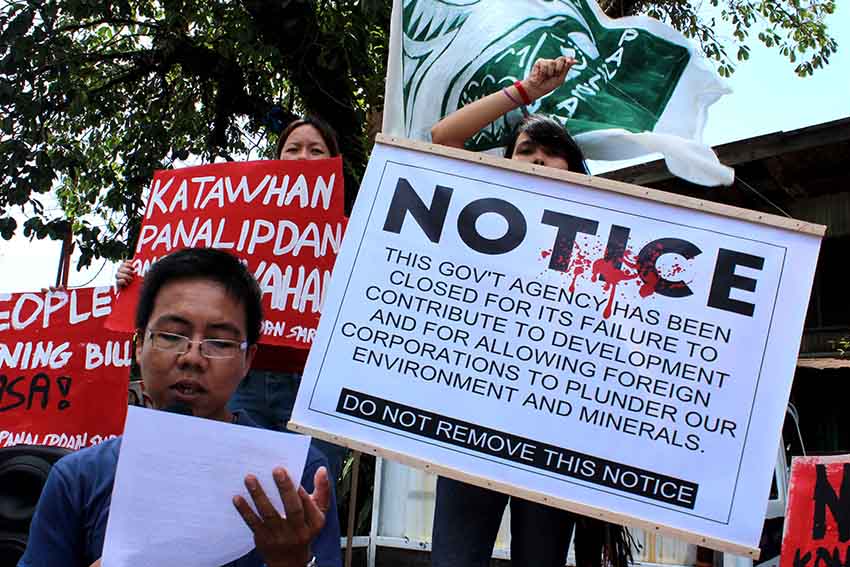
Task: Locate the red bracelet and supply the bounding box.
[513,80,532,105]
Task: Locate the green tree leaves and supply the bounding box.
[0,0,837,268]
[637,0,837,78]
[0,0,390,267]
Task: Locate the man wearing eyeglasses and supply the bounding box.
[18,248,341,567]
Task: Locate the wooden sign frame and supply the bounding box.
[290,135,826,558]
[373,135,824,237]
[290,419,759,556]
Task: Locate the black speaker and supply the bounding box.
[0,445,71,567]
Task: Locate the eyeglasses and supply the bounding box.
[147,330,248,359]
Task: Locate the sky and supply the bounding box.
[1,3,848,294]
[702,4,849,145]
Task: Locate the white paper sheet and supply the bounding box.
[102,406,312,567]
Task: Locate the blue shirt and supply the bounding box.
[18,411,342,567]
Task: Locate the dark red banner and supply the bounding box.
[106,158,346,349]
[780,455,850,567]
[0,288,131,450]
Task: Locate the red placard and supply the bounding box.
[106,158,346,349]
[780,455,850,567]
[0,288,131,450]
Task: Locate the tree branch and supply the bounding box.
[53,17,162,34]
[603,0,646,17]
[239,0,368,209]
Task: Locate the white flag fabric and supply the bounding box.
[382,0,734,186]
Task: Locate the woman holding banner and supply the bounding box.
[429,57,633,567]
[115,115,348,484]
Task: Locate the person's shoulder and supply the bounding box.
[53,436,122,480]
[233,410,260,428]
[58,436,122,465]
[303,444,331,480]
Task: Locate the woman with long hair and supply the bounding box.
[429,56,634,567]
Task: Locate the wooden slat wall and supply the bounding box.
[788,192,850,237]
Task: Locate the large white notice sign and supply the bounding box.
[290,136,824,555]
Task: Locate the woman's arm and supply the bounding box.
[430,56,576,148]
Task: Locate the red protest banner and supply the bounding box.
[0,287,131,450]
[780,455,850,567]
[106,158,346,349]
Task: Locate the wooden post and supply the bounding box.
[344,450,362,567]
[55,229,73,288]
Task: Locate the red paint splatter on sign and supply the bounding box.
[568,247,591,293]
[638,270,659,298]
[591,253,639,318]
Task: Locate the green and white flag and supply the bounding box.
[382,0,734,186]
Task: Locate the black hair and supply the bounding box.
[275,115,341,159]
[504,114,589,174]
[135,248,263,346]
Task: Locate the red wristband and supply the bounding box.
[513,80,532,105]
